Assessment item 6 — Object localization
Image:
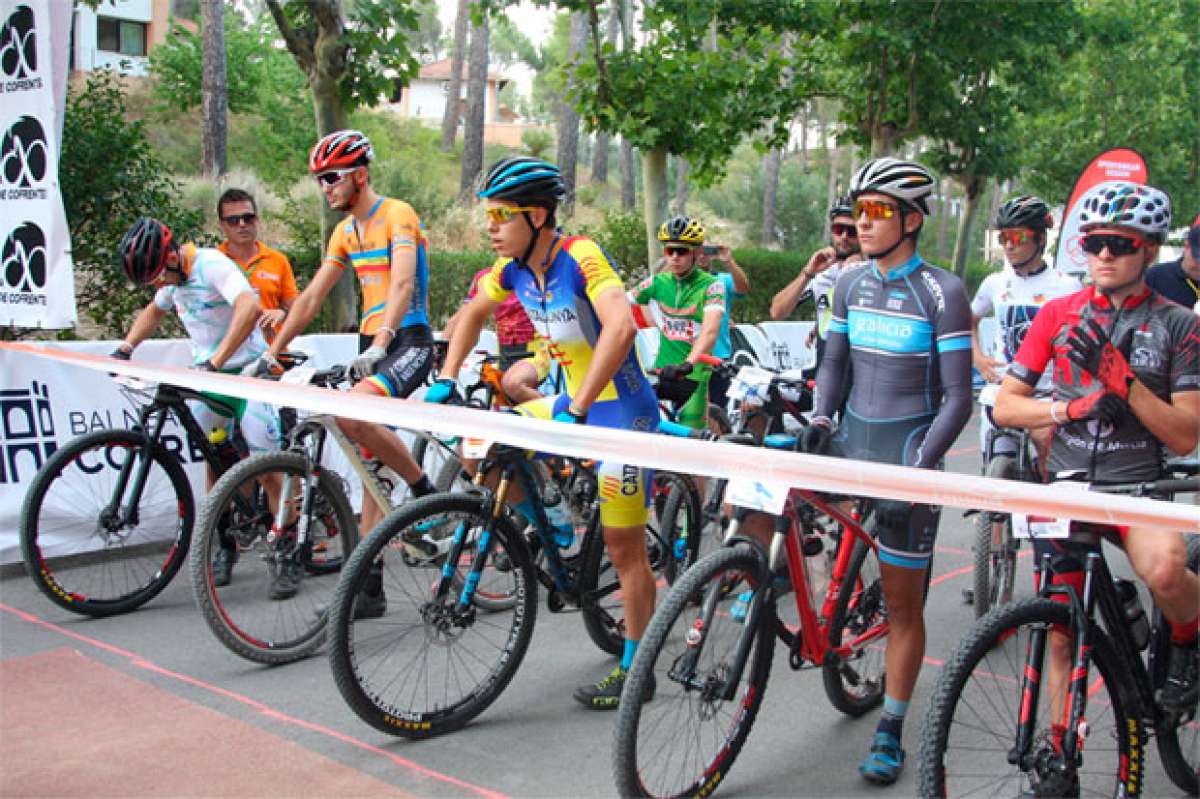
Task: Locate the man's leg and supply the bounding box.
[500,360,543,405]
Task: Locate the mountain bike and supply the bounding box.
[919,463,1200,797]
[189,364,465,664]
[326,438,674,738]
[20,377,254,617]
[612,434,890,798]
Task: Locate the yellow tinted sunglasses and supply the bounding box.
[486,206,540,224]
[852,199,900,220]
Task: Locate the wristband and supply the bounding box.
[378,326,397,339]
[1049,401,1066,425]
[567,403,588,419]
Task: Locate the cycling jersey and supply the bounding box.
[711,271,743,360]
[154,244,267,369]
[1009,285,1200,482]
[324,197,430,335]
[481,235,653,406]
[466,265,536,345]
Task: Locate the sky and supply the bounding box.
[433,0,553,97]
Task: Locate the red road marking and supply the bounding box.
[930,564,974,587]
[0,603,510,799]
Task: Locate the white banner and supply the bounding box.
[0,0,75,328]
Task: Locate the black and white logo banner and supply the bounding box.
[0,1,74,328]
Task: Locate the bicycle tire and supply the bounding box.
[19,428,193,616]
[972,454,1019,619]
[189,451,357,665]
[656,471,703,578]
[327,492,536,738]
[1154,534,1200,795]
[613,545,775,798]
[821,534,888,716]
[918,598,1142,798]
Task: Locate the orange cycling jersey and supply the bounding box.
[217,240,298,311]
[324,197,431,335]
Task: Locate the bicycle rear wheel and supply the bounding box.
[972,454,1020,618]
[327,493,536,738]
[189,451,357,664]
[821,535,888,716]
[612,546,774,798]
[1153,534,1199,795]
[919,598,1141,797]
[19,428,192,616]
[655,471,703,579]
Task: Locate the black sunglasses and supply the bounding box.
[221,212,257,226]
[831,223,857,238]
[1081,233,1143,257]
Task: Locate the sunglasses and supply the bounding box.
[997,229,1033,247]
[221,212,257,226]
[485,206,540,224]
[830,223,857,238]
[1081,232,1144,257]
[852,199,898,221]
[315,168,357,187]
[663,246,693,257]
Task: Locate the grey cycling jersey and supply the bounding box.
[815,254,973,469]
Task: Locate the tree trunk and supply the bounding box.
[555,12,586,215]
[458,7,489,203]
[950,175,986,278]
[620,138,636,211]
[592,132,609,184]
[642,145,668,271]
[440,0,469,152]
[673,156,689,215]
[824,144,840,236]
[200,0,227,177]
[798,102,808,170]
[761,148,781,246]
[936,180,952,261]
[310,77,356,331]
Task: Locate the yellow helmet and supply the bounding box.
[658,215,705,245]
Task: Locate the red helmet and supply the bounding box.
[308,130,373,174]
[118,217,173,285]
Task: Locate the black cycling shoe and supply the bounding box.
[350,590,387,619]
[268,560,303,600]
[572,666,655,710]
[1159,640,1199,713]
[211,548,237,587]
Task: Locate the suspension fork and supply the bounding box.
[440,463,514,610]
[107,405,171,528]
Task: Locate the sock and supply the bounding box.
[621,638,640,670]
[409,475,436,498]
[876,695,909,741]
[1169,615,1199,646]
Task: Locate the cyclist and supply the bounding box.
[696,236,749,408]
[441,265,551,404]
[802,158,973,785]
[215,188,298,341]
[112,217,282,589]
[1145,211,1199,310]
[994,180,1199,716]
[427,156,659,709]
[630,215,727,430]
[248,130,439,613]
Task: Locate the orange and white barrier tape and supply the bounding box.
[4,342,1196,533]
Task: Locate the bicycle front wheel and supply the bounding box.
[327,493,537,738]
[822,535,888,716]
[19,428,192,616]
[1153,534,1199,795]
[613,545,775,799]
[189,451,357,665]
[919,598,1142,798]
[972,454,1019,618]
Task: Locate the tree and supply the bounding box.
[590,4,620,185]
[761,148,781,246]
[409,0,443,62]
[458,4,489,202]
[555,12,587,215]
[200,0,227,177]
[263,0,421,330]
[440,0,469,151]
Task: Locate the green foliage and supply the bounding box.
[352,113,455,222]
[59,70,206,337]
[699,148,827,251]
[724,249,810,324]
[150,16,267,114]
[521,128,554,158]
[427,251,497,326]
[575,209,649,283]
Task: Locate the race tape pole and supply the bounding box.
[4,342,1196,533]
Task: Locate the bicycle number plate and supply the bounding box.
[1011,480,1090,539]
[726,478,789,514]
[462,437,492,459]
[280,366,317,386]
[728,366,774,401]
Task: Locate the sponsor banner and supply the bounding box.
[1054,148,1148,276]
[0,0,75,328]
[3,341,1195,551]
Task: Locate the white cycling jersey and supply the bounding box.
[154,245,267,369]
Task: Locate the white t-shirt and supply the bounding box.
[807,257,864,339]
[971,263,1081,384]
[154,245,266,369]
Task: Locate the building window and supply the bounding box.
[97,17,147,57]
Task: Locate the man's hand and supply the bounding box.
[110,347,132,361]
[1066,318,1135,400]
[1065,390,1128,426]
[798,418,833,455]
[350,345,387,381]
[241,353,281,377]
[659,362,694,382]
[259,309,286,331]
[423,378,462,405]
[194,360,218,372]
[974,353,1004,384]
[805,247,838,276]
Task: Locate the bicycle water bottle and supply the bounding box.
[1116,578,1150,651]
[544,501,575,549]
[209,427,245,474]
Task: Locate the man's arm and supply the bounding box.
[1132,390,1200,455]
[910,278,975,467]
[770,247,835,320]
[437,291,498,380]
[718,246,750,294]
[209,291,262,368]
[812,275,850,419]
[687,282,726,364]
[121,299,169,352]
[268,261,344,358]
[992,375,1053,429]
[572,286,637,413]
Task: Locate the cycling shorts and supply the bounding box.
[516,392,658,527]
[830,408,941,569]
[500,339,551,383]
[359,326,435,399]
[194,370,280,454]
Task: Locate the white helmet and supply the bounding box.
[1077,181,1171,242]
[849,157,936,215]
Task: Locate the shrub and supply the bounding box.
[427,251,497,327]
[575,208,649,284]
[724,248,814,324]
[522,128,554,158]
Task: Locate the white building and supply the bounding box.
[70,0,172,77]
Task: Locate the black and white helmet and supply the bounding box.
[1077,181,1171,242]
[849,157,936,215]
[995,195,1053,231]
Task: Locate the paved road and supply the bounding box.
[0,410,1185,798]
